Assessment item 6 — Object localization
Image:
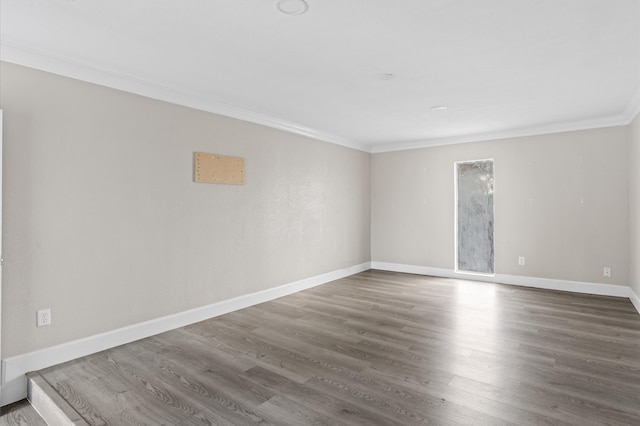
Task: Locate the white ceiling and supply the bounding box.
[1,0,639,152]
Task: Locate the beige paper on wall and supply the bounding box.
[194,152,244,185]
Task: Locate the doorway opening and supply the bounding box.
[455,159,494,275]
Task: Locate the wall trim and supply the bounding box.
[630,288,640,316]
[0,40,368,153]
[3,40,638,156]
[1,262,636,406]
[371,261,632,298]
[371,116,631,153]
[0,262,371,406]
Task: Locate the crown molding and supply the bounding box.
[0,39,369,153]
[371,113,632,153]
[2,38,638,155]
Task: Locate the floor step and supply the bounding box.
[27,372,89,425]
[0,399,47,426]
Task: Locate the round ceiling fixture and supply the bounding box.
[275,0,309,15]
[430,105,448,111]
[380,73,396,80]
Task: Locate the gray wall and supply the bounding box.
[629,113,640,298]
[372,126,629,286]
[1,60,637,362]
[0,62,371,358]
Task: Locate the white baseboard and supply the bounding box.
[630,288,640,315]
[371,261,633,298]
[1,262,371,406]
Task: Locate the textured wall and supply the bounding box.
[629,113,640,299]
[372,126,629,285]
[0,62,371,357]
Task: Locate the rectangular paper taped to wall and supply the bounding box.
[194,152,244,185]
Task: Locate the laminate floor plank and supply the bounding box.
[175,408,244,426]
[449,365,640,423]
[243,366,407,426]
[432,381,576,426]
[0,400,47,426]
[37,271,640,425]
[120,341,275,410]
[254,396,335,426]
[101,349,271,426]
[185,325,368,384]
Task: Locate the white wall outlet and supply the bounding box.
[518,256,525,266]
[603,267,611,278]
[37,308,51,327]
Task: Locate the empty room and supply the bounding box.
[1,0,639,425]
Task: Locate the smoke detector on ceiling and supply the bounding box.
[275,0,309,15]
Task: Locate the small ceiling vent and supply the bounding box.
[275,0,309,15]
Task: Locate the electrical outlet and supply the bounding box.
[603,267,612,278]
[37,308,51,327]
[518,256,525,266]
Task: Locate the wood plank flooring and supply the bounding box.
[0,400,47,426]
[36,270,640,425]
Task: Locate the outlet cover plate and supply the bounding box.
[37,308,51,327]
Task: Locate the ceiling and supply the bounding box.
[1,0,639,152]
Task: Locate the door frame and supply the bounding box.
[454,158,495,276]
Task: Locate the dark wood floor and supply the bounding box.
[37,270,640,425]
